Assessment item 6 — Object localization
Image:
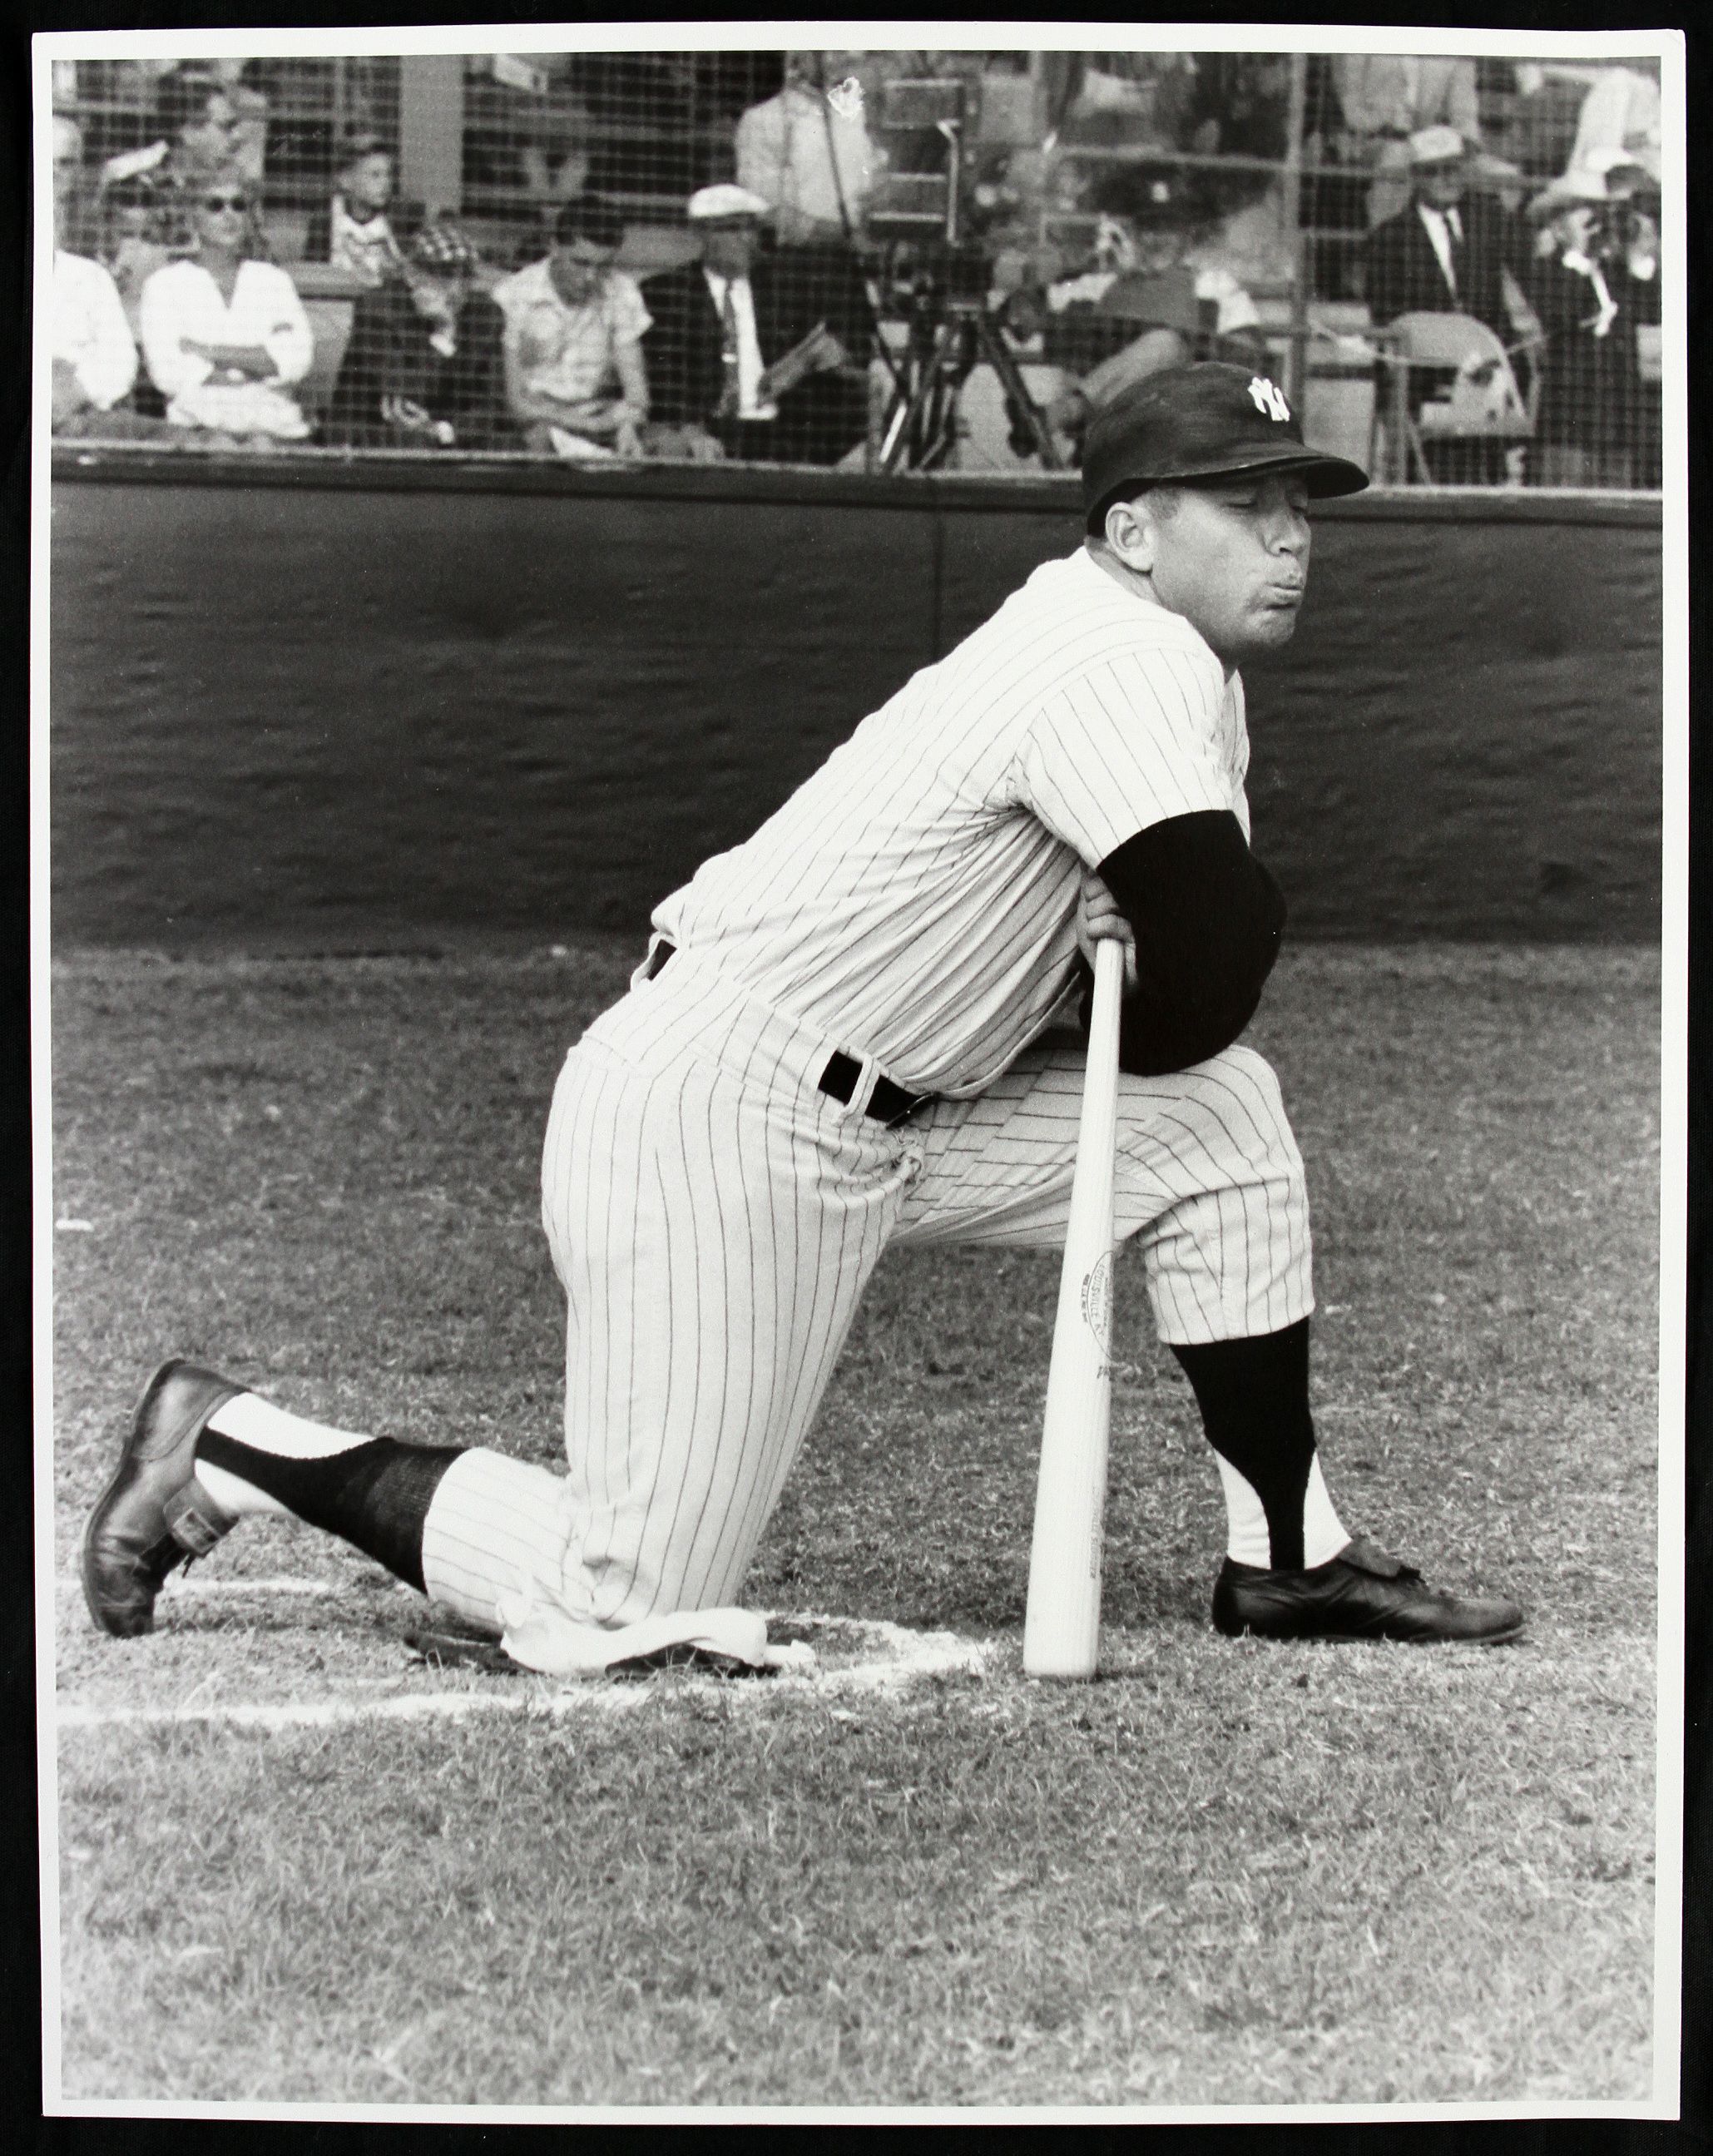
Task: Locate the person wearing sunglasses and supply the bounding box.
[137,171,314,445]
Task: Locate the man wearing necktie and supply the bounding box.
[1364,126,1532,483]
[641,182,874,466]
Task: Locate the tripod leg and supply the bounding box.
[975,313,1062,471]
[882,314,964,473]
[879,335,933,473]
[925,316,971,470]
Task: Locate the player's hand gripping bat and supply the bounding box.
[1023,932,1125,1679]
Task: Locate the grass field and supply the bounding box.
[45,940,1666,2112]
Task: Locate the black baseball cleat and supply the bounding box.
[82,1359,245,1638]
[1211,1534,1525,1645]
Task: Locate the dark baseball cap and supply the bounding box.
[1082,362,1369,530]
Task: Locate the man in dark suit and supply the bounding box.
[642,182,874,467]
[1364,126,1532,481]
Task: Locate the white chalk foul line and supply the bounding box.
[57,1612,999,1731]
[57,1688,651,1731]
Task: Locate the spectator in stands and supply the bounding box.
[1177,52,1298,290]
[323,217,515,451]
[1526,151,1660,489]
[52,118,139,434]
[1364,126,1534,482]
[138,171,314,445]
[1566,63,1661,191]
[52,111,96,255]
[226,65,271,192]
[89,171,171,420]
[507,111,599,270]
[1365,127,1527,330]
[643,182,876,467]
[1008,161,1267,448]
[98,64,250,253]
[735,50,879,245]
[1334,53,1482,229]
[1044,52,1201,157]
[303,133,403,286]
[493,193,651,458]
[97,176,171,340]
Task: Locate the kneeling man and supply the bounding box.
[85,364,1523,1667]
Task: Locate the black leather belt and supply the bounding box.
[644,942,928,1128]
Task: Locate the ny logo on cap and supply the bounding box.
[1248,375,1290,423]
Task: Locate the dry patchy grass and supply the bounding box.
[46,942,1664,2109]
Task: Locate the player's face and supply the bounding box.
[1144,474,1314,665]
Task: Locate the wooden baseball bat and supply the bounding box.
[1022,934,1125,1680]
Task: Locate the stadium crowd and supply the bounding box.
[50,51,1665,486]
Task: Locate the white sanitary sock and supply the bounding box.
[196,1391,378,1521]
[1212,1450,1350,1569]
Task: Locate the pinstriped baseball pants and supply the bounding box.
[420,950,1313,1633]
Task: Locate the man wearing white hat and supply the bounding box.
[1364,126,1532,482]
[642,181,874,466]
[1333,53,1479,230]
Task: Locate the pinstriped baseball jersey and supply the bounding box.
[654,547,1251,1098]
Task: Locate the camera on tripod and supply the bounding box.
[864,76,1062,473]
[888,240,993,316]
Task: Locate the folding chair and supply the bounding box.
[1369,310,1537,485]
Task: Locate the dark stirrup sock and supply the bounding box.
[1170,1318,1318,1572]
[196,1432,464,1592]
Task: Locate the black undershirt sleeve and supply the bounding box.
[1080,810,1287,1076]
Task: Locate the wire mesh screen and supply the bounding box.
[49,47,1665,489]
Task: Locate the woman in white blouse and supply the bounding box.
[138,173,314,442]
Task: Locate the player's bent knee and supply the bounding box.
[1116,1043,1305,1199]
[1199,1041,1282,1099]
[1194,1044,1297,1147]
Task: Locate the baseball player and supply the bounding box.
[84,363,1524,1667]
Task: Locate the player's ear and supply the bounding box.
[1102,495,1156,574]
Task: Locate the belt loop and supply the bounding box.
[631,935,672,994]
[842,1049,885,1123]
[815,1048,926,1128]
[855,1050,886,1122]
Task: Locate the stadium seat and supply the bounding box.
[292,298,354,420]
[1369,310,1537,485]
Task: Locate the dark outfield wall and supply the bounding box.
[49,453,1662,948]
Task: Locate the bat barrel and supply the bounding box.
[1022,935,1124,1679]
